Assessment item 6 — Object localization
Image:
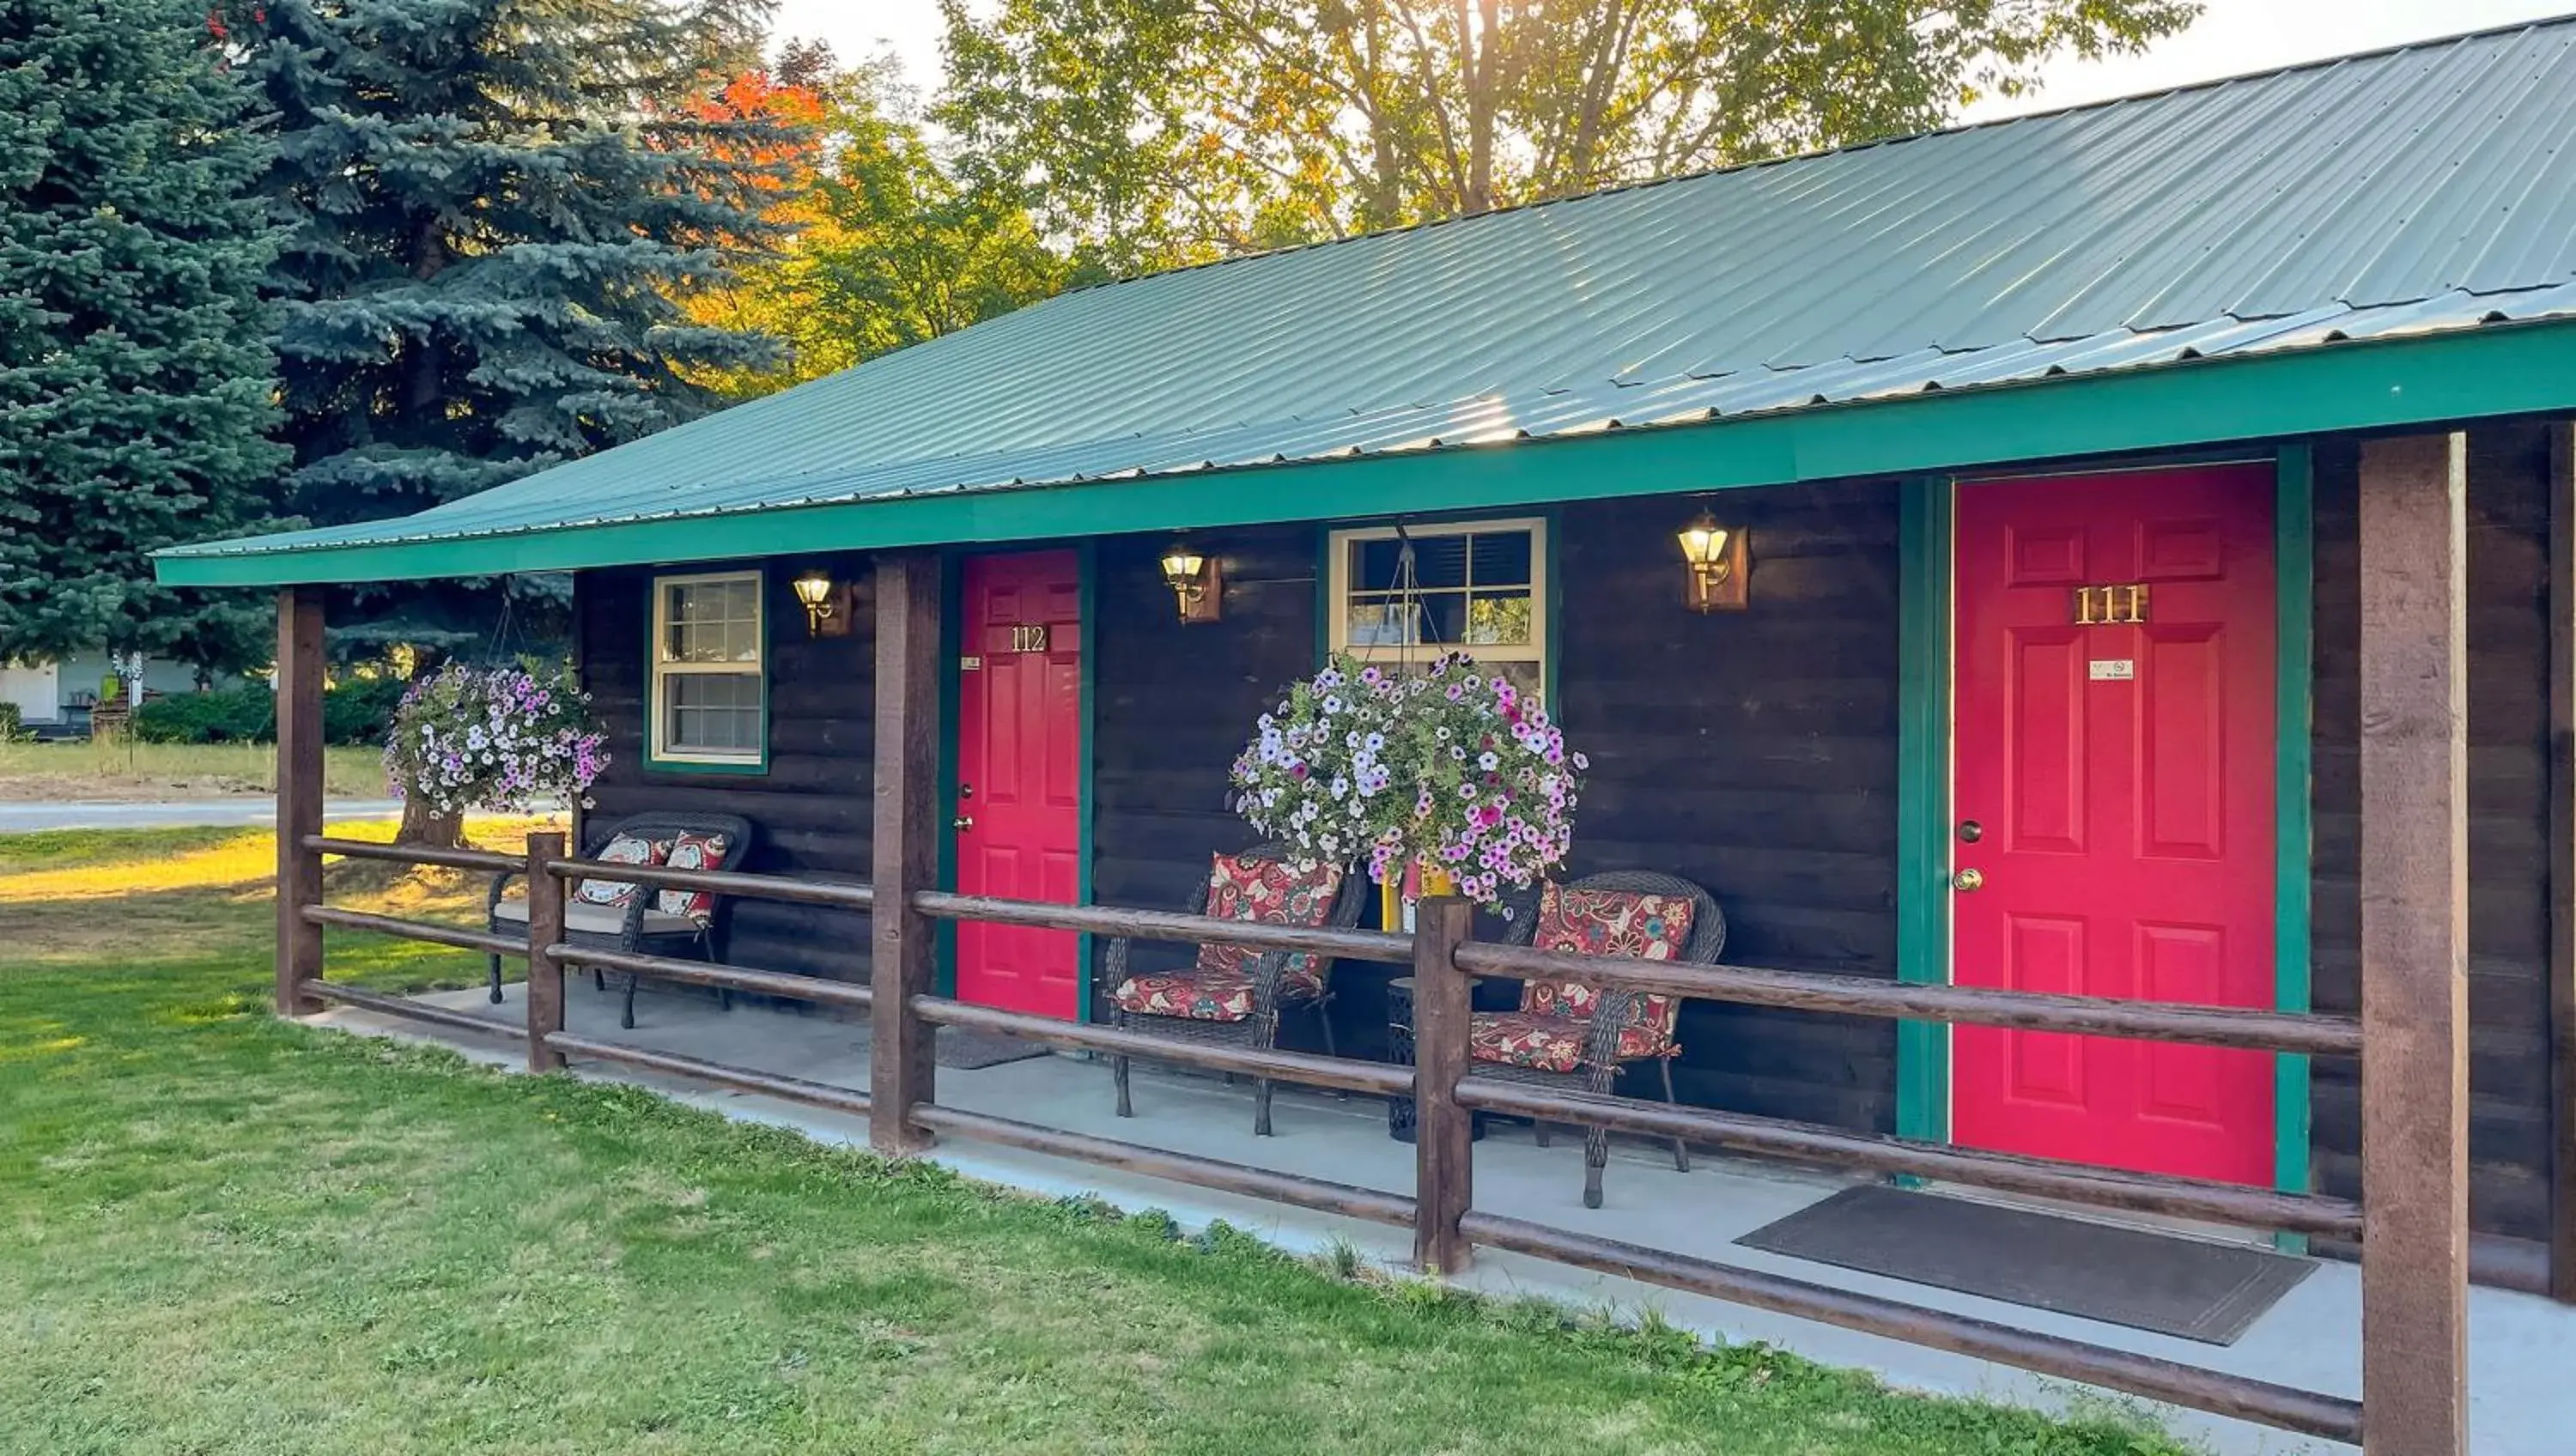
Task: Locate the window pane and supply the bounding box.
[663,671,761,755]
[1465,591,1534,646]
[1468,531,1532,587]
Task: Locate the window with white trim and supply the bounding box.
[1327,519,1546,697]
[650,571,766,765]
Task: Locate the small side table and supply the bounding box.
[1384,975,1487,1144]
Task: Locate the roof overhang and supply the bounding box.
[155,318,2576,588]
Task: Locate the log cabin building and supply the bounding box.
[163,18,2576,1309]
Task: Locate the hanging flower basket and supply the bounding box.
[383,662,608,817]
[1229,652,1586,909]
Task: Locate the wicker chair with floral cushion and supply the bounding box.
[484,810,758,1030]
[1109,842,1365,1137]
[1476,871,1725,1209]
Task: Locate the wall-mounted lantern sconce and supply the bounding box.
[791,568,853,637]
[1160,544,1223,623]
[1678,510,1750,612]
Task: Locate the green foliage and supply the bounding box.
[683,51,1069,397]
[222,0,796,652]
[940,0,2202,265]
[0,0,288,676]
[130,674,410,746]
[0,703,21,743]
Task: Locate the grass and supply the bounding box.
[0,737,388,800]
[0,825,2196,1455]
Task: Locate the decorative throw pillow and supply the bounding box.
[1522,883,1695,1040]
[1192,852,1345,1000]
[655,830,732,924]
[574,832,666,909]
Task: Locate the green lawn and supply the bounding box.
[0,825,2192,1454]
[0,737,388,799]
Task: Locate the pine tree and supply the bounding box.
[0,0,287,679]
[226,0,792,652]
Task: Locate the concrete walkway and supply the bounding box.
[0,798,404,833]
[310,983,2576,1456]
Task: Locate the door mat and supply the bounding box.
[933,1028,1051,1071]
[1734,1185,2313,1345]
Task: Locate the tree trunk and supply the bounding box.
[397,796,466,849]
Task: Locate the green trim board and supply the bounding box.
[2272,444,2318,1243]
[641,568,772,777]
[1076,543,1098,1023]
[933,552,963,1000]
[158,320,2576,587]
[1893,476,1953,1149]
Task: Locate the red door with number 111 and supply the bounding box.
[953,552,1084,1018]
[1950,465,2277,1186]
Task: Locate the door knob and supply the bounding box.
[952,816,975,831]
[1953,867,1984,893]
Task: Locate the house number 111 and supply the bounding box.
[2073,583,2149,625]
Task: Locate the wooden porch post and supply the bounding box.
[2357,432,2471,1456]
[1412,896,1474,1273]
[274,587,325,1016]
[524,830,568,1073]
[2548,422,2576,1304]
[870,552,942,1155]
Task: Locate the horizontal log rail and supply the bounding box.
[301,904,526,959]
[911,889,1414,966]
[545,1032,874,1117]
[304,834,521,874]
[911,994,1415,1098]
[544,857,877,911]
[550,944,875,1013]
[299,978,528,1041]
[910,1104,1418,1228]
[1458,1077,2364,1239]
[1452,942,2362,1056]
[1461,1210,2365,1444]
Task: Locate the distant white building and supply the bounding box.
[1,651,234,732]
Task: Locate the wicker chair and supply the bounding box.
[1108,841,1367,1137]
[484,810,758,1030]
[1479,871,1725,1209]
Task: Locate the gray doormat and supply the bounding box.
[1735,1185,2313,1345]
[850,1020,1053,1071]
[934,1028,1050,1070]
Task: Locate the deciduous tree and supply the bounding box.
[941,0,2200,269]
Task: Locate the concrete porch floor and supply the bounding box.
[310,981,2576,1456]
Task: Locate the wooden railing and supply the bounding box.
[282,828,2382,1447]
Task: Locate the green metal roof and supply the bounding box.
[163,16,2576,586]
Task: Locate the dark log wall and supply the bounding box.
[580,558,878,982]
[1553,488,1903,1129]
[2312,423,2555,1253]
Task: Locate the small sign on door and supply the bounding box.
[2088,658,2136,681]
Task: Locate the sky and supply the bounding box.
[770,0,2572,121]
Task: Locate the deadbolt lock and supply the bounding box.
[1957,819,1983,843]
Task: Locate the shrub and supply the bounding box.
[0,702,21,742]
[132,687,274,743]
[131,674,417,747]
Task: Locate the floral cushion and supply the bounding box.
[1468,1010,1679,1071]
[1191,852,1344,1002]
[574,833,666,908]
[1516,883,1693,1056]
[654,830,731,924]
[1111,968,1260,1022]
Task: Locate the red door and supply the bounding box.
[1950,464,2276,1186]
[954,552,1084,1017]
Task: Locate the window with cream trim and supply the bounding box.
[649,571,766,766]
[1326,519,1546,698]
